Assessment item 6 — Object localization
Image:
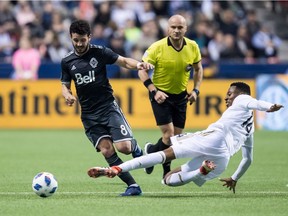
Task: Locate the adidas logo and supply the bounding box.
[71,65,76,70]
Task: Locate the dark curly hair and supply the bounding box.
[230,82,251,95]
[69,20,91,36]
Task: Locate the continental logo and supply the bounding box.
[0,85,80,115]
[0,85,134,116]
[0,79,254,129]
[0,85,223,116]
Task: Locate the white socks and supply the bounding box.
[119,151,166,172]
[165,170,202,186]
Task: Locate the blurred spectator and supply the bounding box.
[229,0,247,21]
[207,30,225,62]
[110,0,136,29]
[135,19,160,52]
[0,23,16,62]
[74,0,96,23]
[13,0,36,26]
[220,34,243,61]
[187,21,211,62]
[51,10,65,34]
[93,1,112,26]
[124,19,141,49]
[12,36,41,80]
[129,45,143,61]
[45,31,69,63]
[205,1,224,23]
[20,23,32,39]
[109,31,127,56]
[251,24,282,63]
[245,9,261,38]
[41,1,54,31]
[235,24,255,63]
[152,1,169,17]
[136,1,156,25]
[0,1,17,33]
[218,9,239,36]
[201,0,214,20]
[62,1,79,12]
[50,10,72,50]
[91,23,109,47]
[16,20,46,62]
[167,1,193,16]
[25,21,45,46]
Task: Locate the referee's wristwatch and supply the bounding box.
[193,88,200,96]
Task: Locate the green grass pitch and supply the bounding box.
[0,129,287,216]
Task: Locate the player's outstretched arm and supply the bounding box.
[222,138,253,194]
[62,83,77,106]
[266,104,284,112]
[219,177,237,194]
[116,56,154,70]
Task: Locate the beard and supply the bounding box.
[73,44,89,55]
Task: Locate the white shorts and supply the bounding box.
[170,130,230,186]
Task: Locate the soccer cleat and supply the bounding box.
[87,167,110,178]
[143,142,154,174]
[132,143,143,158]
[199,160,216,175]
[87,166,121,178]
[120,185,142,196]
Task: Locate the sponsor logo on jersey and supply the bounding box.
[75,71,95,85]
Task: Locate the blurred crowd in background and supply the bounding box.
[1,0,288,79]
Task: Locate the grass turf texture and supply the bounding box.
[0,129,287,216]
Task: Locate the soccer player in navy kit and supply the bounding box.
[61,20,154,196]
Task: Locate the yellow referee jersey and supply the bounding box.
[142,37,201,94]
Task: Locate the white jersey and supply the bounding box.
[207,94,273,156]
[169,94,274,183]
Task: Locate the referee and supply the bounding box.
[139,14,204,178]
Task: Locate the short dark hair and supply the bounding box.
[230,82,251,95]
[69,20,91,36]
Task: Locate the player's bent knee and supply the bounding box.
[115,141,131,155]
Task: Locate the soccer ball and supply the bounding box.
[32,172,58,198]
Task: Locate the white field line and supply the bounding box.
[0,191,288,195]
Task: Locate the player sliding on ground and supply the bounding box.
[88,82,283,193]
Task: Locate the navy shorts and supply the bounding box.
[81,101,133,149]
[149,90,188,128]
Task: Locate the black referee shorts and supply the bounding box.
[149,90,188,128]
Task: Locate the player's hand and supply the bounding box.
[187,91,197,105]
[266,104,284,112]
[154,90,169,104]
[219,177,237,194]
[137,62,154,70]
[65,96,77,106]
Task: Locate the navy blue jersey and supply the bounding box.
[61,44,119,115]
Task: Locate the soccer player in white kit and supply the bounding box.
[87,82,283,193]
